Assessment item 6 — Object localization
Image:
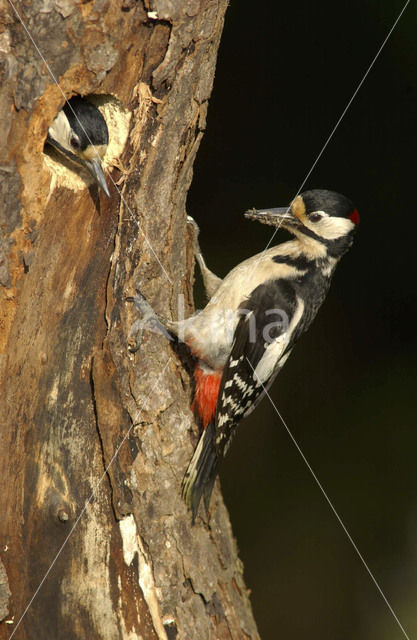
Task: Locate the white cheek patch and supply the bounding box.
[48,110,73,153]
[308,213,355,239]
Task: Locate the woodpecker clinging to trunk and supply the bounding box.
[46,96,110,197]
[130,189,359,522]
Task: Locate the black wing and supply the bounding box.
[215,278,302,458]
[182,278,304,521]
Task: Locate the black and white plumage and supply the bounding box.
[46,96,110,196]
[131,189,359,521]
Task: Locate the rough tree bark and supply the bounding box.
[0,1,260,639]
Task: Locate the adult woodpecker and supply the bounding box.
[131,189,359,521]
[46,96,110,197]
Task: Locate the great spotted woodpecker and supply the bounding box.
[46,96,110,196]
[131,189,359,521]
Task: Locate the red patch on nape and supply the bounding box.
[192,366,222,428]
[349,208,360,225]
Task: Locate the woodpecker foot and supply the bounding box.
[187,215,222,299]
[187,215,200,237]
[126,293,172,352]
[187,215,202,257]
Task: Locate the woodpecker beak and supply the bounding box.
[46,134,110,197]
[82,157,110,197]
[244,207,300,228]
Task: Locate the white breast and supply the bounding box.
[178,242,306,370]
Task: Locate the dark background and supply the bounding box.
[188,2,417,639]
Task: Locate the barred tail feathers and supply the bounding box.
[182,421,219,523]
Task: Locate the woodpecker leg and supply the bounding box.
[187,216,222,299]
[126,293,175,352]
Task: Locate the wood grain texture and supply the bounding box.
[0,1,260,638]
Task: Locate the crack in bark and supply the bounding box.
[89,357,119,522]
[0,1,260,636]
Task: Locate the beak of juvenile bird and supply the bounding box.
[46,133,110,197]
[82,156,110,197]
[244,206,300,228]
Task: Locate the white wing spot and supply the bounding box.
[234,374,248,392]
[218,414,229,427]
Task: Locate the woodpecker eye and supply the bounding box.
[309,213,322,223]
[70,136,80,149]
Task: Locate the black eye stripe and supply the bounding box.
[70,136,80,149]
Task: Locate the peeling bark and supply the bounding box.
[0,1,260,638]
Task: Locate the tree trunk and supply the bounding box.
[0,1,259,639]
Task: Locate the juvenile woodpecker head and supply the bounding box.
[47,96,110,197]
[246,189,359,257]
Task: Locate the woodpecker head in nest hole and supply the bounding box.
[46,96,110,197]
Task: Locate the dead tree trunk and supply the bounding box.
[0,1,260,639]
